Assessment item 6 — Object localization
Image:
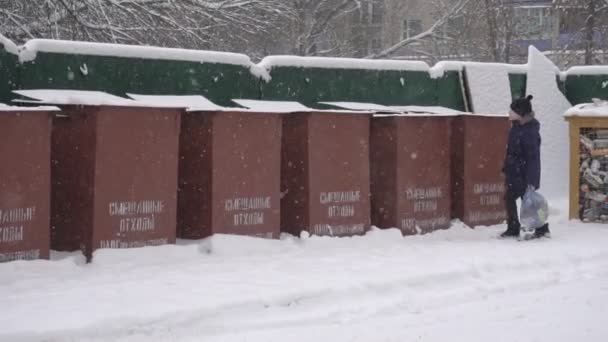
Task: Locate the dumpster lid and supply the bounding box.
[127,94,224,111]
[231,99,312,113]
[565,99,608,117]
[318,101,399,113]
[0,103,60,111]
[389,105,464,116]
[13,89,187,108]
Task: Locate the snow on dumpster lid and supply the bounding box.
[319,102,399,113]
[565,100,608,117]
[231,99,313,113]
[566,66,608,76]
[13,89,187,108]
[388,105,464,116]
[0,103,59,111]
[127,94,224,112]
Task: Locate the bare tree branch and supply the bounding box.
[366,0,470,59]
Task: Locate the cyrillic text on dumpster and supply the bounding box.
[225,196,272,227]
[320,190,361,218]
[0,206,35,244]
[468,183,506,223]
[108,200,165,233]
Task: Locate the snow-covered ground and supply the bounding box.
[2,198,608,342]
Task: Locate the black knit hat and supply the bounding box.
[510,95,534,117]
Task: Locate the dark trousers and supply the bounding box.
[505,187,524,232]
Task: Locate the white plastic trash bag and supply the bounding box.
[520,188,549,229]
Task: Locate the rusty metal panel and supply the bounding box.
[177,113,213,239]
[0,110,52,262]
[396,116,452,234]
[452,115,510,227]
[51,105,180,260]
[371,116,452,235]
[282,112,371,237]
[178,111,282,239]
[280,113,310,236]
[51,107,96,253]
[370,117,398,229]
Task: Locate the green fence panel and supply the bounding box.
[0,49,19,104]
[435,71,466,111]
[565,74,608,105]
[508,73,527,100]
[508,73,567,101]
[17,52,260,107]
[260,66,438,107]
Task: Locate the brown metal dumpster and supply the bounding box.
[320,102,455,236]
[451,114,510,227]
[236,100,371,238]
[371,113,453,235]
[14,90,181,260]
[0,105,56,262]
[128,95,283,240]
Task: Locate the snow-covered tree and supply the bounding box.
[0,0,294,54]
[553,0,608,65]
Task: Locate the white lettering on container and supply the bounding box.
[320,191,361,205]
[312,224,366,236]
[401,216,449,232]
[467,210,507,223]
[224,196,271,226]
[328,205,355,218]
[0,206,36,224]
[480,194,501,206]
[233,212,265,226]
[109,200,165,233]
[0,249,40,262]
[473,183,505,195]
[99,238,168,249]
[225,197,271,212]
[109,200,164,216]
[405,187,443,200]
[0,225,24,243]
[0,206,36,245]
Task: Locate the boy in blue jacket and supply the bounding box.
[501,95,550,238]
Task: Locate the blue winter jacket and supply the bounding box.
[504,118,541,196]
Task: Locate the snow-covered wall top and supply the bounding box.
[17,39,256,67]
[13,89,191,108]
[0,34,18,55]
[567,66,608,76]
[258,56,430,73]
[429,61,529,79]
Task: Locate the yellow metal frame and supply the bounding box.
[565,116,608,220]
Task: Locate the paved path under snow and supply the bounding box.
[2,207,608,342]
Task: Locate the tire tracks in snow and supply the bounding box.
[7,247,608,342]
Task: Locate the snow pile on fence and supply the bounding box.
[526,46,572,198]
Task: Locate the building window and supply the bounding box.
[514,6,553,39]
[559,9,586,34]
[371,0,384,24]
[403,19,423,40]
[371,38,382,52]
